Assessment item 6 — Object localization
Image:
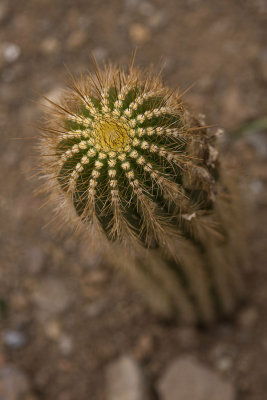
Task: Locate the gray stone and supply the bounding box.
[33,278,72,319]
[157,356,235,400]
[40,37,60,54]
[129,24,151,45]
[66,30,87,50]
[105,355,151,400]
[0,366,30,400]
[215,355,233,374]
[2,331,26,349]
[249,180,264,196]
[92,47,108,63]
[58,335,73,356]
[148,11,168,29]
[2,43,21,63]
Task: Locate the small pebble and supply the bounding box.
[148,11,167,28]
[3,43,21,63]
[45,320,62,340]
[92,47,107,63]
[216,355,233,375]
[3,330,26,349]
[33,278,72,318]
[87,269,108,284]
[129,24,151,45]
[58,335,73,356]
[105,355,151,400]
[249,180,264,195]
[158,356,235,400]
[67,30,87,49]
[40,37,59,54]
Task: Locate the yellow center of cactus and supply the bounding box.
[94,119,131,152]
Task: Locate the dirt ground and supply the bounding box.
[0,0,267,399]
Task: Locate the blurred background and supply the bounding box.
[0,0,267,399]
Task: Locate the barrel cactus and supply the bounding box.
[39,62,248,324]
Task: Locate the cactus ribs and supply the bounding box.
[39,61,248,324]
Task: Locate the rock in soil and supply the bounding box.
[2,330,26,349]
[157,355,235,400]
[33,278,72,319]
[105,355,152,400]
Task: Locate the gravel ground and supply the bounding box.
[0,0,267,399]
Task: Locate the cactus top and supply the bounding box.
[40,64,217,249]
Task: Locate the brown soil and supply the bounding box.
[0,0,267,399]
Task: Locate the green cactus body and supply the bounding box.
[40,63,247,324]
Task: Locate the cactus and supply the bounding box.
[39,61,248,324]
